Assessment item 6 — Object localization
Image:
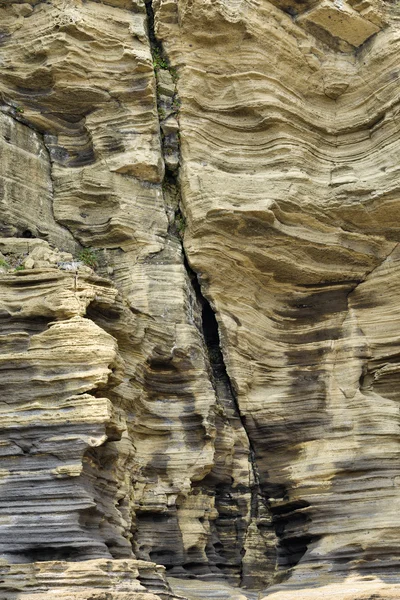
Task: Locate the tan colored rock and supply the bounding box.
[263,579,400,600]
[168,578,258,600]
[1,0,400,598]
[297,0,380,47]
[0,249,125,562]
[161,117,180,135]
[157,70,176,98]
[0,0,164,249]
[0,113,76,251]
[0,237,183,598]
[0,0,245,584]
[0,558,176,600]
[155,0,400,593]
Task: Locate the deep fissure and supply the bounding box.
[178,209,313,582]
[146,0,268,580]
[184,259,269,585]
[145,0,313,584]
[144,0,160,52]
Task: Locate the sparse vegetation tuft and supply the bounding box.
[172,96,181,112]
[175,213,186,237]
[152,48,168,71]
[170,67,179,83]
[78,248,98,269]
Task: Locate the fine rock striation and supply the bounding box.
[0,0,400,599]
[155,0,400,596]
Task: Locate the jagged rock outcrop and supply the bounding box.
[0,237,183,599]
[154,0,400,596]
[1,0,400,599]
[0,559,175,600]
[0,239,126,557]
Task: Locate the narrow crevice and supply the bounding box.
[178,198,313,583]
[185,258,257,459]
[146,3,277,581]
[145,0,162,53]
[147,2,276,586]
[146,0,180,178]
[183,257,272,586]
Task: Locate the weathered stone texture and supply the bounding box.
[155,0,400,595]
[1,0,400,598]
[0,114,76,250]
[0,558,174,600]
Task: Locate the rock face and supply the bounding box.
[0,0,400,599]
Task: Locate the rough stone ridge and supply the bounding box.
[0,0,400,598]
[0,559,175,600]
[0,240,125,561]
[155,0,400,595]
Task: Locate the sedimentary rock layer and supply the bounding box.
[0,237,183,599]
[1,0,400,598]
[154,0,400,593]
[0,558,175,600]
[0,0,265,593]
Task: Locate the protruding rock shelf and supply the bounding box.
[0,0,400,599]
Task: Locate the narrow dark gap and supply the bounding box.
[146,0,180,181]
[12,547,87,563]
[144,1,309,582]
[0,316,51,336]
[270,500,318,570]
[182,257,268,585]
[184,256,259,476]
[276,535,317,569]
[144,0,161,52]
[183,256,314,577]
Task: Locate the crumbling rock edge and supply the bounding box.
[0,0,400,598]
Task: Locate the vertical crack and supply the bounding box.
[146,1,275,586]
[145,1,261,503]
[186,260,261,491]
[145,0,180,178]
[144,0,159,50]
[183,259,265,586]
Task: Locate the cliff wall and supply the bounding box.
[0,1,399,599]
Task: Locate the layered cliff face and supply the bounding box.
[0,0,400,599]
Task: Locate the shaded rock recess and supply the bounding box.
[0,0,400,599]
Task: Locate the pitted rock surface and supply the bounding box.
[0,0,400,599]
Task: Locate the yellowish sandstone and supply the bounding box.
[0,0,400,598]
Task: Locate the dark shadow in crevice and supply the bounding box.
[9,546,86,563]
[270,499,318,571]
[144,0,160,51]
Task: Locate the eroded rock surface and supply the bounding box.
[155,0,400,594]
[0,0,400,598]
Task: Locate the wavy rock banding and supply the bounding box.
[0,0,399,599]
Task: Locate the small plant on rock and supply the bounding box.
[152,48,168,71]
[172,96,181,112]
[78,248,98,269]
[0,258,10,270]
[170,67,179,83]
[175,213,186,237]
